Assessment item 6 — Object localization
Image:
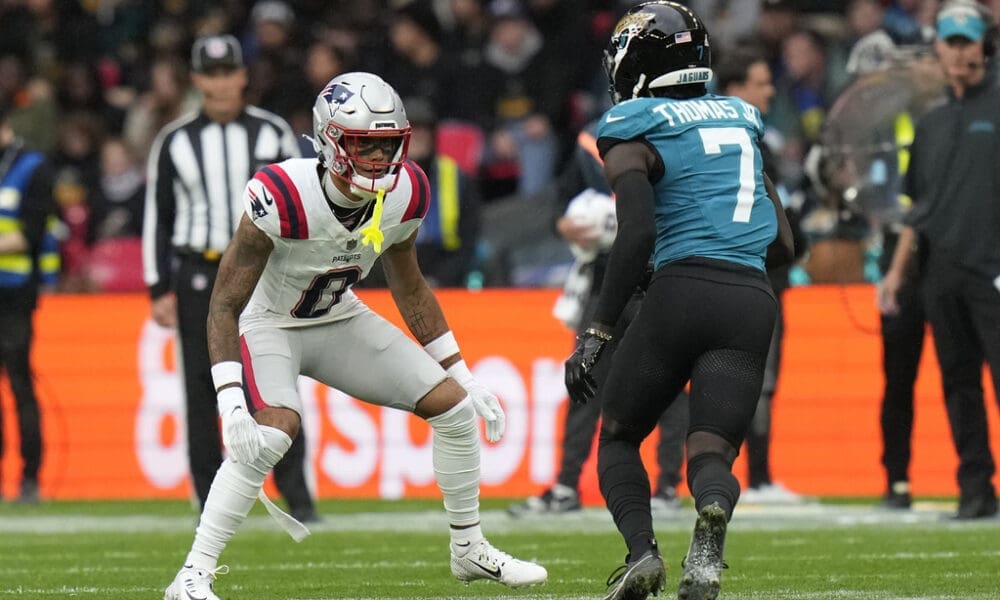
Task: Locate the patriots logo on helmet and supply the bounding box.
[321,83,354,106]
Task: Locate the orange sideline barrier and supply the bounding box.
[1,286,997,501]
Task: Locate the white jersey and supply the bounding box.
[238,158,430,332]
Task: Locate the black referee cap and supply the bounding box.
[191,35,244,73]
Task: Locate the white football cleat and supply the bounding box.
[164,564,228,600]
[451,539,547,588]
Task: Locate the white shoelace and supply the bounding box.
[476,541,514,568]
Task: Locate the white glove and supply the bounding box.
[447,361,506,443]
[218,387,263,463]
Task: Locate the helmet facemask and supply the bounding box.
[319,122,411,198]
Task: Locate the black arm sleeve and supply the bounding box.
[590,170,656,327]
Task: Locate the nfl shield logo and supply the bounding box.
[346,239,357,250]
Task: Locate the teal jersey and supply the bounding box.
[597,94,776,271]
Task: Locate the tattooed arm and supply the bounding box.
[208,214,274,366]
[385,229,506,439]
[381,230,456,365]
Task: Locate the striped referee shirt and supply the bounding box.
[142,106,300,298]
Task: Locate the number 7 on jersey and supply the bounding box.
[698,127,756,223]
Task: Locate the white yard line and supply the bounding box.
[0,503,997,535]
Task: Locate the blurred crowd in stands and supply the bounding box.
[0,0,970,291]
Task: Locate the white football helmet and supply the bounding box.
[311,72,411,197]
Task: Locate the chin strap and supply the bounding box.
[360,188,386,252]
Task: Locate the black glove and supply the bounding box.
[565,328,612,404]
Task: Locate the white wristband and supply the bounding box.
[211,361,243,392]
[217,386,247,415]
[424,331,460,362]
[446,359,474,386]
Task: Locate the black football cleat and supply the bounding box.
[678,502,728,600]
[603,549,666,600]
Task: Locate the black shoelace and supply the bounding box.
[605,563,629,587]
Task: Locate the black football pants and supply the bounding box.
[558,291,688,493]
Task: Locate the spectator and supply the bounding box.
[304,40,350,93]
[408,98,483,288]
[780,29,843,150]
[21,0,100,82]
[527,0,605,130]
[142,34,316,522]
[884,0,937,44]
[56,60,126,135]
[688,0,765,55]
[90,137,145,244]
[85,137,146,292]
[754,0,802,67]
[245,0,297,64]
[243,0,307,117]
[444,0,491,69]
[380,1,449,113]
[480,0,570,197]
[878,0,1000,520]
[51,111,105,292]
[0,52,58,153]
[0,102,58,504]
[847,0,888,41]
[122,55,200,163]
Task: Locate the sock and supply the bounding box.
[598,437,656,559]
[427,397,482,541]
[186,426,292,570]
[449,523,484,556]
[687,452,740,520]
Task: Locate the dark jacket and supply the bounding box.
[904,75,1000,278]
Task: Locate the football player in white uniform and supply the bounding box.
[164,72,548,600]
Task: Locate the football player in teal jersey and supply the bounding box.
[563,3,794,599]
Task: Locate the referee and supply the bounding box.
[142,34,316,521]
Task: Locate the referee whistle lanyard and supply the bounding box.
[360,188,386,252]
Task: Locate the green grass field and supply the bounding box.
[1,498,998,599]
